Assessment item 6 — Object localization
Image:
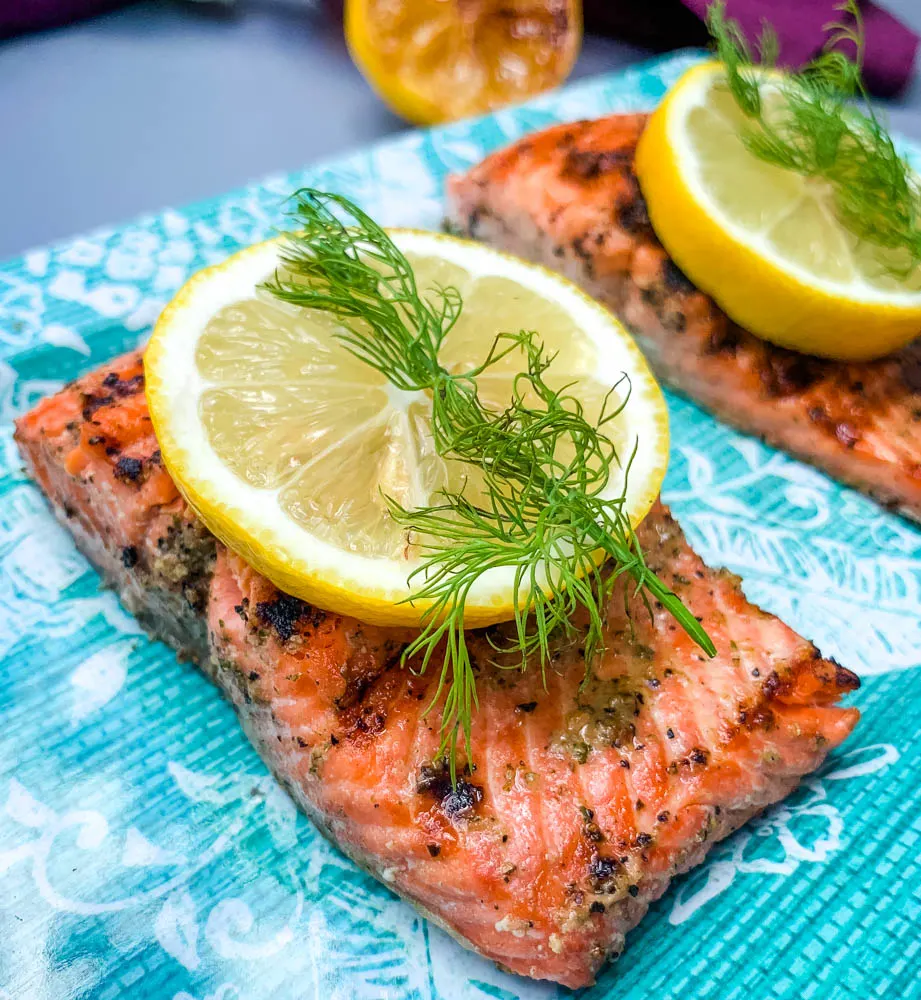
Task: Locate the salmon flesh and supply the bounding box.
[15,351,859,989]
[446,114,921,519]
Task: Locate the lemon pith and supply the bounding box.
[145,231,669,628]
[635,61,921,362]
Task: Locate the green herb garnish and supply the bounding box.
[264,189,714,775]
[708,0,921,275]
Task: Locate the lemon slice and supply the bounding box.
[636,61,921,361]
[145,231,668,627]
[345,0,582,126]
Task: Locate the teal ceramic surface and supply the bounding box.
[0,52,918,1000]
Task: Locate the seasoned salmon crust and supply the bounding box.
[446,114,921,520]
[15,352,860,989]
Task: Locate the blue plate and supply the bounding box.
[0,52,918,1000]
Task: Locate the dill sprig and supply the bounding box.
[265,189,715,774]
[708,0,921,275]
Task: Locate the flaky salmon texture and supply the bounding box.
[447,113,921,520]
[16,352,860,989]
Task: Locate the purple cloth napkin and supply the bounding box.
[0,0,120,37]
[681,0,919,96]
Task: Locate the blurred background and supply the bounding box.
[1,0,919,260]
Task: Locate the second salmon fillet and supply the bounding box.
[15,352,860,989]
[446,114,921,519]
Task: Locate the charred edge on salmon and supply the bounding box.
[899,345,921,393]
[335,640,405,713]
[831,660,861,691]
[114,456,144,483]
[109,450,163,485]
[335,647,419,744]
[662,259,695,295]
[255,593,327,642]
[81,372,145,420]
[563,148,632,181]
[759,350,824,398]
[417,760,484,818]
[705,320,743,356]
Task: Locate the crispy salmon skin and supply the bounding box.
[447,114,921,519]
[15,353,860,989]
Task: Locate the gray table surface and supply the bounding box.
[1,0,920,262]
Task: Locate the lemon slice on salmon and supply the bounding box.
[345,0,582,125]
[145,231,668,627]
[636,61,921,361]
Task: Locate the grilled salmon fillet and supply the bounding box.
[14,352,215,660]
[15,352,860,989]
[446,114,921,519]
